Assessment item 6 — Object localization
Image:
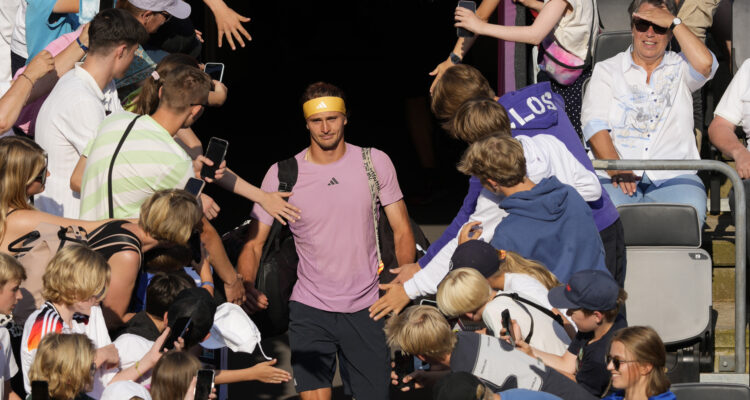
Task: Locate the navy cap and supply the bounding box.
[449,240,503,278]
[433,372,485,400]
[548,270,619,311]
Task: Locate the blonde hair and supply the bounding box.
[150,351,202,400]
[0,136,46,242]
[42,244,110,306]
[449,98,511,143]
[0,253,26,287]
[457,135,526,188]
[496,251,561,290]
[29,333,95,400]
[384,306,456,361]
[431,64,495,128]
[437,268,492,318]
[139,189,202,246]
[611,326,670,396]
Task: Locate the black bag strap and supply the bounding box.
[258,157,298,266]
[108,115,144,218]
[494,292,566,342]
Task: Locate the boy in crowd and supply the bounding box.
[456,136,606,281]
[512,270,627,397]
[0,254,24,400]
[384,306,596,400]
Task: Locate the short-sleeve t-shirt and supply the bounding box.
[250,144,403,313]
[714,58,750,143]
[567,314,627,396]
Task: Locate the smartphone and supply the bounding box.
[194,369,215,400]
[184,177,206,197]
[457,316,485,332]
[31,381,49,400]
[162,316,192,351]
[501,309,516,347]
[457,0,477,38]
[393,350,415,391]
[203,62,225,82]
[200,137,228,180]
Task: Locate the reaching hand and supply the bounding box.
[211,0,252,50]
[428,58,455,94]
[193,156,226,183]
[390,262,421,284]
[249,359,292,384]
[458,221,483,245]
[259,191,301,225]
[95,343,120,369]
[199,193,221,220]
[23,50,55,82]
[454,7,484,36]
[224,274,246,305]
[368,283,410,320]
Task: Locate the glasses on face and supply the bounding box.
[606,354,638,371]
[159,11,172,22]
[34,153,48,186]
[632,18,668,34]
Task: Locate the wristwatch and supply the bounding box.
[669,17,682,31]
[450,52,462,65]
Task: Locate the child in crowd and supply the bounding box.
[603,326,674,400]
[512,270,627,397]
[437,268,571,356]
[384,305,596,400]
[150,351,202,400]
[0,254,24,400]
[27,333,97,400]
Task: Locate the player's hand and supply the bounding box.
[224,273,246,305]
[242,283,269,314]
[369,283,410,321]
[390,262,421,284]
[248,359,292,383]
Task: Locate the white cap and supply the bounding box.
[201,303,271,359]
[101,381,152,400]
[129,0,191,19]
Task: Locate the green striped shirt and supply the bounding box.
[79,112,193,219]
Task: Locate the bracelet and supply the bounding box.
[201,281,215,289]
[76,37,89,52]
[18,73,34,85]
[134,360,141,377]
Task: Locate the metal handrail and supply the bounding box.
[593,159,746,374]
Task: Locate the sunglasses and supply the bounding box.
[632,18,668,34]
[606,354,638,371]
[34,153,48,186]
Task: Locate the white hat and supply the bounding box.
[201,303,271,359]
[101,381,152,400]
[129,0,191,19]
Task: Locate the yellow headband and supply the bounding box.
[302,96,346,119]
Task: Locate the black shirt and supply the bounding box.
[567,314,628,396]
[113,311,162,341]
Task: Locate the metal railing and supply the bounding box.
[593,159,746,374]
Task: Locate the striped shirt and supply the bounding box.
[79,111,193,219]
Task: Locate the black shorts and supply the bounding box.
[288,301,389,400]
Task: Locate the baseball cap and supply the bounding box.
[129,0,191,19]
[167,287,217,348]
[450,240,503,278]
[548,270,619,311]
[201,303,271,360]
[433,372,486,400]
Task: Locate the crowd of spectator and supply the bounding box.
[0,0,745,398]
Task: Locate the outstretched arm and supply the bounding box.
[454,0,568,45]
[236,220,272,314]
[203,0,252,50]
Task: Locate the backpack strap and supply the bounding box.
[361,147,384,274]
[108,115,144,218]
[259,157,298,265]
[494,292,567,343]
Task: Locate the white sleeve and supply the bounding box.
[519,135,601,201]
[714,59,750,127]
[403,191,508,299]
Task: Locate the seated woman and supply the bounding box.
[603,326,674,400]
[581,0,717,225]
[0,136,203,327]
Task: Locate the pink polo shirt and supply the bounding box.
[251,143,403,313]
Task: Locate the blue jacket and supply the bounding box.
[604,391,676,400]
[490,176,608,283]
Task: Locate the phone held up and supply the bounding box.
[200,137,229,180]
[457,0,477,38]
[194,369,215,400]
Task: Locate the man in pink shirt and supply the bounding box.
[238,82,414,400]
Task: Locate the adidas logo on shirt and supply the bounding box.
[328,177,339,186]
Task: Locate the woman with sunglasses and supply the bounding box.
[0,136,205,329]
[580,0,716,226]
[604,326,674,400]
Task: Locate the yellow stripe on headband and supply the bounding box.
[302,96,346,119]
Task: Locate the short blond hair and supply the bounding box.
[450,98,511,143]
[0,253,26,287]
[384,306,455,360]
[139,189,202,246]
[42,244,110,305]
[496,251,561,290]
[29,333,95,400]
[457,135,526,188]
[431,65,495,127]
[437,268,492,318]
